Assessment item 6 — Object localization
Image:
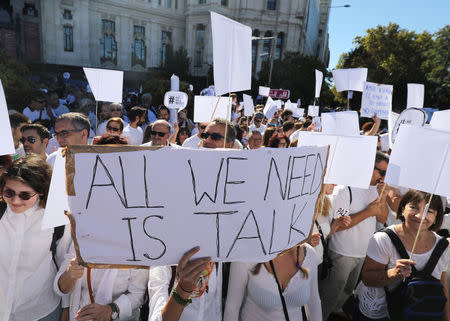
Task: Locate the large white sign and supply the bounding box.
[0,80,15,156]
[297,132,377,189]
[83,68,123,103]
[193,96,232,122]
[211,12,252,96]
[66,146,328,267]
[430,110,450,132]
[360,82,393,120]
[332,68,368,92]
[391,108,427,144]
[321,111,360,136]
[385,125,450,197]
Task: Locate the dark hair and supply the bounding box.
[158,105,170,118]
[30,90,47,103]
[107,117,125,131]
[302,120,312,129]
[268,135,290,148]
[396,190,444,231]
[375,151,389,165]
[128,106,147,122]
[281,109,293,119]
[93,134,128,145]
[282,120,295,132]
[0,155,13,170]
[9,113,30,128]
[20,123,50,140]
[176,127,191,145]
[55,112,91,133]
[33,119,52,131]
[0,154,52,207]
[210,118,236,143]
[262,127,277,147]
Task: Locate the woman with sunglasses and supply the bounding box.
[106,117,124,136]
[0,154,71,321]
[355,190,449,321]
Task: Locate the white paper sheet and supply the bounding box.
[0,80,15,155]
[360,82,393,120]
[243,94,255,116]
[332,68,368,92]
[259,86,270,97]
[194,96,232,123]
[430,110,450,132]
[391,108,427,144]
[406,83,424,109]
[315,69,323,98]
[321,111,360,136]
[308,105,319,117]
[263,97,277,119]
[83,67,123,103]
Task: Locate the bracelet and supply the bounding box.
[177,282,193,294]
[171,288,192,307]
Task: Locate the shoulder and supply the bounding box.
[304,243,318,267]
[46,151,57,167]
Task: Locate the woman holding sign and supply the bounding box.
[0,154,71,321]
[356,190,449,321]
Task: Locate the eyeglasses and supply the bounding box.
[19,136,37,144]
[151,130,168,137]
[2,188,37,201]
[374,166,386,177]
[200,132,224,141]
[110,108,122,112]
[268,123,277,127]
[199,125,207,130]
[107,126,121,132]
[53,128,83,138]
[254,119,262,123]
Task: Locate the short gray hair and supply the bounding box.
[211,118,236,143]
[55,112,91,133]
[152,119,171,132]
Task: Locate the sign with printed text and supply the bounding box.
[163,91,188,110]
[391,108,427,144]
[65,146,328,267]
[269,89,290,99]
[360,82,393,120]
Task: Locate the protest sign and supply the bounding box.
[308,105,319,117]
[321,111,360,136]
[285,103,304,118]
[297,132,377,189]
[163,91,188,110]
[332,68,368,92]
[269,89,290,99]
[388,111,399,148]
[83,67,123,103]
[360,82,393,120]
[391,108,427,144]
[42,149,69,229]
[259,86,270,97]
[211,12,251,96]
[242,94,255,116]
[406,83,424,109]
[0,80,15,156]
[430,110,450,132]
[385,125,450,197]
[194,96,232,123]
[379,133,389,152]
[315,69,323,98]
[263,97,277,119]
[65,145,329,267]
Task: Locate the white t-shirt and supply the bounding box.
[328,185,379,258]
[22,107,51,122]
[249,123,267,135]
[122,125,143,146]
[182,134,201,149]
[356,226,450,319]
[97,121,107,136]
[51,104,70,117]
[312,207,333,264]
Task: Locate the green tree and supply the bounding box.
[161,46,191,80]
[335,23,449,111]
[0,50,31,109]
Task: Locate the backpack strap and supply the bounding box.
[0,201,7,220]
[422,237,449,275]
[382,228,417,272]
[347,186,352,206]
[315,220,329,258]
[50,225,65,268]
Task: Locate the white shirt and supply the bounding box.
[224,244,321,321]
[182,135,201,149]
[97,121,108,136]
[122,125,144,145]
[51,104,70,118]
[141,142,181,149]
[0,202,72,321]
[148,264,222,321]
[22,107,51,122]
[329,185,379,258]
[46,137,59,156]
[312,205,333,264]
[249,123,267,135]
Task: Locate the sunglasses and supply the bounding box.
[151,130,168,137]
[19,136,37,144]
[374,166,386,177]
[53,128,83,138]
[254,119,262,123]
[107,126,121,132]
[3,188,37,201]
[200,132,224,141]
[268,123,277,127]
[199,125,207,130]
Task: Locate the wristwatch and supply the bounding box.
[108,303,119,320]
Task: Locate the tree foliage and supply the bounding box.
[0,50,31,109]
[336,23,450,111]
[160,46,191,80]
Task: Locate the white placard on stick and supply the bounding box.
[83,67,123,103]
[391,108,427,144]
[211,12,252,96]
[259,86,270,97]
[315,69,323,98]
[430,110,450,132]
[385,125,450,197]
[379,133,389,152]
[388,111,399,148]
[66,145,328,267]
[360,82,393,120]
[163,91,188,110]
[297,132,377,189]
[242,94,255,116]
[321,111,360,136]
[263,97,277,119]
[194,96,231,123]
[407,83,424,109]
[332,68,368,92]
[284,103,304,118]
[0,80,15,155]
[308,105,319,117]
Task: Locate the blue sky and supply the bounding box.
[327,0,450,70]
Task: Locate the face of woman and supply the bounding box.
[2,179,40,214]
[403,200,437,231]
[278,138,288,148]
[107,121,122,136]
[179,131,188,144]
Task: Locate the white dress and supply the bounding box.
[224,243,322,321]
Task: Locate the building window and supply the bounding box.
[132,26,146,67]
[262,31,272,62]
[100,20,117,65]
[63,9,72,20]
[252,29,259,71]
[275,33,283,60]
[199,0,206,4]
[221,0,228,6]
[194,24,205,67]
[23,4,38,17]
[64,26,73,51]
[160,30,172,66]
[267,0,276,10]
[175,0,178,9]
[163,0,171,8]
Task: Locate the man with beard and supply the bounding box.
[122,107,146,145]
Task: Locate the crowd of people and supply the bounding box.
[1,81,450,321]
